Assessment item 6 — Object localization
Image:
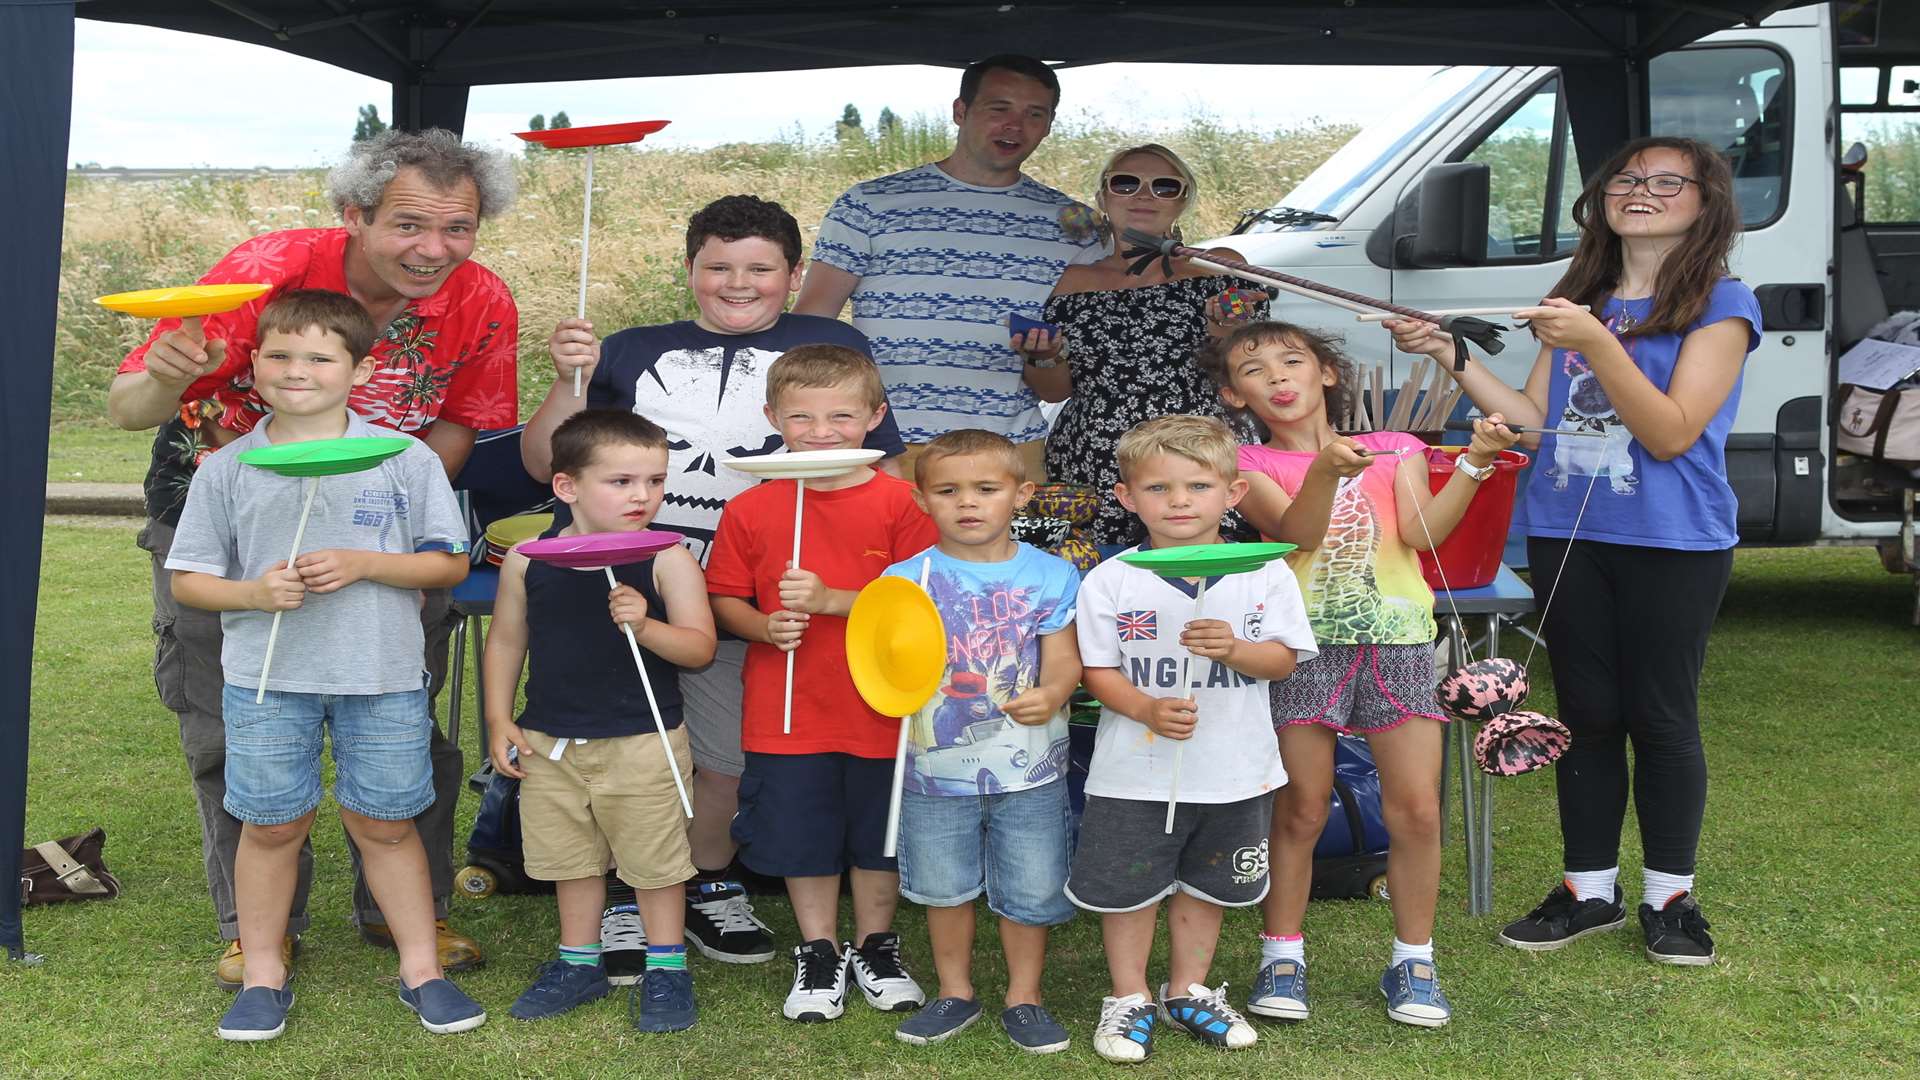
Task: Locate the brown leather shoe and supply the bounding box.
[357,918,484,973]
[216,936,298,991]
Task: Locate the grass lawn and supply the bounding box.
[45,422,152,486]
[4,528,1916,1078]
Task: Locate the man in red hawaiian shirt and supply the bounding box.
[107,129,519,989]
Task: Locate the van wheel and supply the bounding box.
[1369,874,1391,901]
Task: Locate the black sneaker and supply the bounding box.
[685,880,776,964]
[603,876,648,986]
[1497,882,1627,951]
[1640,891,1715,966]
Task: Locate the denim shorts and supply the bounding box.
[896,780,1077,927]
[731,751,896,877]
[221,683,435,826]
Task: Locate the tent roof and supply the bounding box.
[75,1,1814,87]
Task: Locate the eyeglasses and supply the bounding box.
[1602,172,1697,197]
[1106,173,1188,200]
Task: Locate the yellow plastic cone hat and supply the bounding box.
[845,576,947,718]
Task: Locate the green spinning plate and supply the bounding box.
[239,435,413,478]
[1118,541,1297,578]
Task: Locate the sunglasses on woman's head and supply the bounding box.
[1602,172,1696,197]
[1106,173,1188,200]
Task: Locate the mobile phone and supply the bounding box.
[1008,313,1059,338]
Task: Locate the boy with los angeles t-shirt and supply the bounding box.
[704,345,939,1025]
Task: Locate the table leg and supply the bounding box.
[1446,617,1482,915]
[1476,613,1500,914]
[448,614,466,749]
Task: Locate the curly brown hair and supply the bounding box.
[1197,321,1359,429]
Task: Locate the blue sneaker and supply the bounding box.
[510,959,610,1020]
[1246,958,1309,1021]
[1158,982,1257,1048]
[217,982,294,1041]
[1000,1003,1070,1054]
[631,968,697,1033]
[1380,959,1451,1028]
[399,977,488,1033]
[896,996,982,1046]
[1093,993,1157,1063]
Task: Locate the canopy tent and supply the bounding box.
[1,0,1816,960]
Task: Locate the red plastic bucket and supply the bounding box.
[1417,447,1528,591]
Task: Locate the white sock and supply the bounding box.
[1390,937,1434,966]
[1260,933,1305,966]
[1564,867,1619,902]
[1642,868,1694,909]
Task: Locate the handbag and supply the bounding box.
[19,827,121,906]
[1835,383,1920,468]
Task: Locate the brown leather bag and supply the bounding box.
[19,828,121,906]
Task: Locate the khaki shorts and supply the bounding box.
[898,438,1047,484]
[519,727,695,890]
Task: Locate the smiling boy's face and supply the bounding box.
[763,380,884,453]
[1115,452,1247,548]
[252,326,372,418]
[687,235,799,336]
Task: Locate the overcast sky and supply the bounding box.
[69,19,1441,168]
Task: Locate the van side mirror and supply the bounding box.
[1397,163,1490,268]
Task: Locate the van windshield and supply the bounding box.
[1247,66,1499,231]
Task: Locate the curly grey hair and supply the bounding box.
[325,128,517,221]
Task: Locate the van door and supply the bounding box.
[1387,24,1828,542]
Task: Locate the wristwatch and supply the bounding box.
[1455,455,1495,481]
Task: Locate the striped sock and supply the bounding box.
[559,942,603,967]
[646,944,688,971]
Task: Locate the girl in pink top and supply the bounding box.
[1197,322,1516,1029]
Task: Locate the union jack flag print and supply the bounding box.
[1117,610,1158,641]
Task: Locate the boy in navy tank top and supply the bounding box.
[483,411,718,1032]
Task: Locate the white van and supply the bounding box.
[1219,2,1919,557]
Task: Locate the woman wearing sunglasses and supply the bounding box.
[1013,143,1273,547]
[1388,136,1760,968]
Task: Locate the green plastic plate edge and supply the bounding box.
[238,435,414,477]
[1117,541,1297,577]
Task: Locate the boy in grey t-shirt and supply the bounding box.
[166,290,482,1042]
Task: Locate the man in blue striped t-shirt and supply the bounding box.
[795,54,1100,473]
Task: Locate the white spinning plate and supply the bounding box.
[721,448,884,479]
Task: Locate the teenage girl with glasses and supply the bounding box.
[1387,135,1762,966]
[1010,143,1272,547]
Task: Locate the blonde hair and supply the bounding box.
[1093,143,1198,224]
[765,344,886,411]
[914,429,1027,486]
[1115,414,1239,484]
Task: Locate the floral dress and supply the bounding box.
[1043,275,1269,547]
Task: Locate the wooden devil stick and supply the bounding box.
[1120,228,1505,370]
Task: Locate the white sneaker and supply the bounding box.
[845,932,926,1012]
[1158,981,1257,1049]
[1093,993,1158,1063]
[782,939,847,1023]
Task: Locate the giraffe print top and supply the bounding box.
[1239,433,1437,645]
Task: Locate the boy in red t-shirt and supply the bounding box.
[705,345,938,1025]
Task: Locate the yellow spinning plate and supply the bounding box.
[95,283,272,318]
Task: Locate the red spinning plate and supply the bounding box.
[517,529,685,569]
[513,120,670,149]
